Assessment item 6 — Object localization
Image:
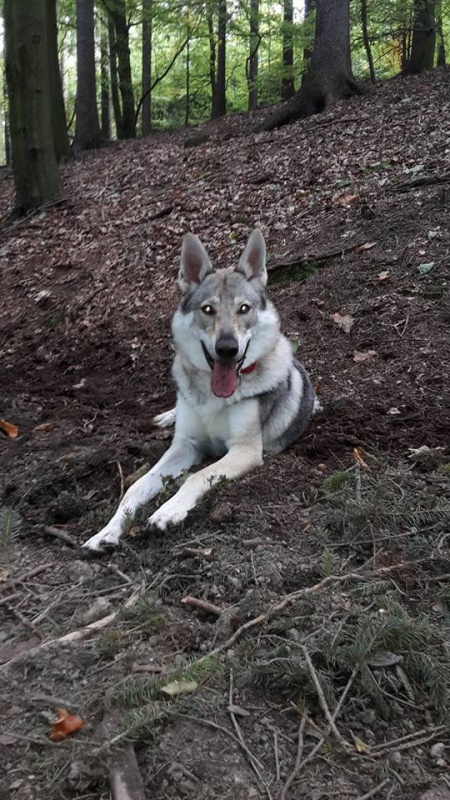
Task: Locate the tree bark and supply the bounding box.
[141,0,152,135]
[404,0,436,74]
[281,0,295,101]
[361,0,375,83]
[46,0,72,161]
[212,0,227,119]
[4,0,61,213]
[100,10,110,139]
[108,15,123,138]
[436,0,446,66]
[109,0,136,138]
[247,0,259,110]
[259,0,363,131]
[74,0,104,150]
[302,0,316,71]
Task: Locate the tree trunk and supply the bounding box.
[109,0,136,138]
[247,0,259,110]
[212,0,227,119]
[259,0,363,131]
[108,16,123,138]
[404,0,436,74]
[4,0,61,213]
[361,0,375,83]
[100,11,110,139]
[142,0,152,135]
[208,4,216,110]
[74,0,104,150]
[436,0,446,66]
[185,39,190,126]
[46,0,72,161]
[302,0,316,71]
[3,72,12,168]
[281,0,295,101]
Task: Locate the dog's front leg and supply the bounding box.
[149,438,263,531]
[82,439,199,552]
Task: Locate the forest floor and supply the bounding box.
[0,70,450,800]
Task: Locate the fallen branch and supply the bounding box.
[43,525,77,548]
[0,589,141,672]
[301,645,350,750]
[268,242,369,274]
[388,172,450,193]
[279,716,306,800]
[109,744,146,800]
[181,595,223,617]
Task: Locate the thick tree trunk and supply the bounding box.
[46,0,71,161]
[4,0,61,213]
[141,0,152,135]
[109,0,136,138]
[212,0,227,119]
[281,0,295,101]
[405,0,436,74]
[247,0,259,110]
[74,0,104,150]
[259,0,363,131]
[302,0,316,71]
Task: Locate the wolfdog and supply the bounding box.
[82,230,318,553]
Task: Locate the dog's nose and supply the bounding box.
[215,336,239,359]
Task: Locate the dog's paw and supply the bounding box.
[147,501,188,532]
[153,408,176,428]
[81,525,122,554]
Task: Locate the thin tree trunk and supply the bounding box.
[247,0,259,110]
[74,0,104,150]
[212,0,227,119]
[302,0,316,71]
[46,0,71,161]
[185,39,190,126]
[435,0,445,65]
[3,71,12,167]
[142,0,152,135]
[100,11,110,139]
[4,0,61,213]
[208,4,216,111]
[361,0,375,83]
[108,15,122,138]
[281,0,295,100]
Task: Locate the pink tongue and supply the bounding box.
[211,362,238,398]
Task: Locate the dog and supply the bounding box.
[82,229,318,553]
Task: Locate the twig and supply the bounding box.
[17,564,52,582]
[355,779,390,800]
[371,725,445,753]
[4,602,43,638]
[274,731,280,783]
[104,562,134,584]
[207,573,363,658]
[43,525,77,548]
[279,716,306,800]
[116,461,125,501]
[0,592,21,606]
[301,646,350,749]
[181,595,223,617]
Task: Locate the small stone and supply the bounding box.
[46,491,86,523]
[389,750,402,766]
[67,560,95,583]
[430,742,446,760]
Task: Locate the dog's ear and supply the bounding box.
[179,233,213,293]
[236,229,267,287]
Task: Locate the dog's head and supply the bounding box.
[173,230,275,399]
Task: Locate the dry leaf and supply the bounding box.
[353,735,372,754]
[338,193,360,205]
[160,679,198,697]
[0,419,19,438]
[33,422,55,433]
[0,568,11,582]
[358,241,377,251]
[353,448,370,469]
[331,312,355,334]
[49,708,85,741]
[378,270,391,281]
[353,350,376,363]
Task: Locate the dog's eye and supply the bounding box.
[201,304,215,315]
[239,303,251,314]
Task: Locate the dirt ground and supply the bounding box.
[0,70,449,800]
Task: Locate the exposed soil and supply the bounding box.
[0,71,449,800]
